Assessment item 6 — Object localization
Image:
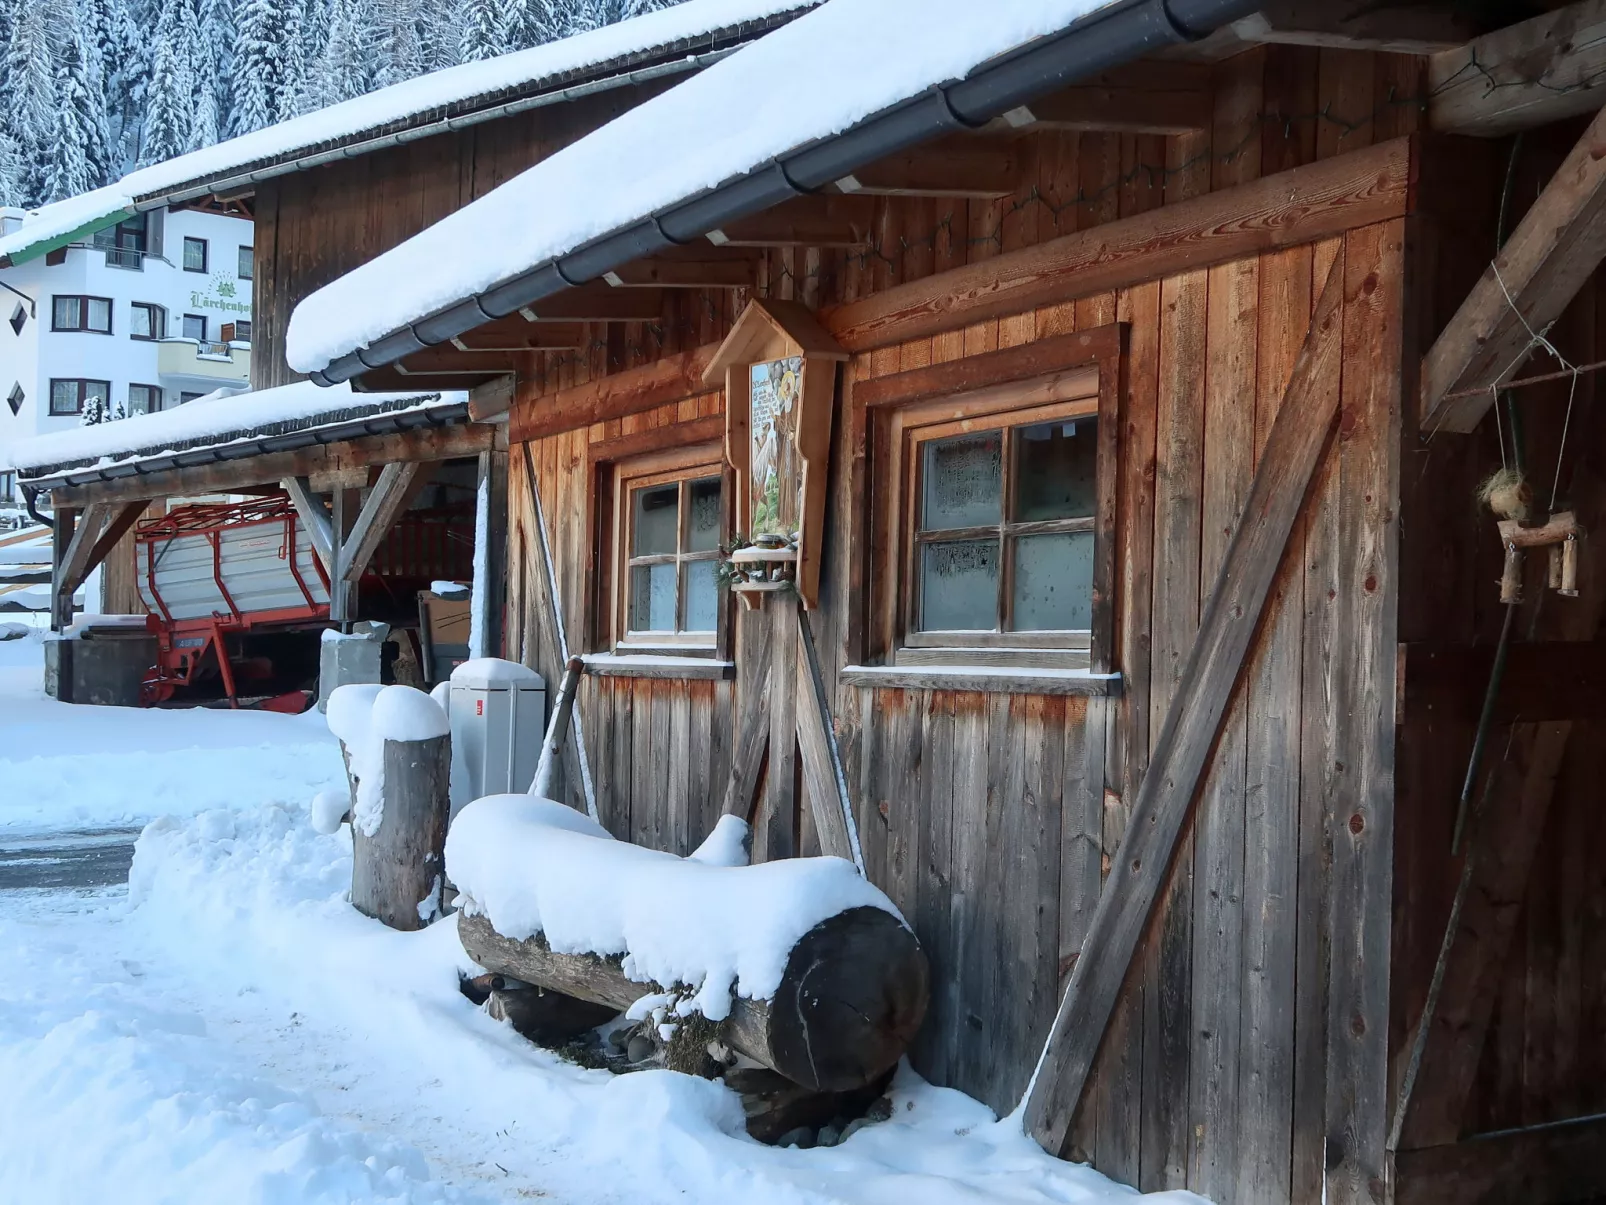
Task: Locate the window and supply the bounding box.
[0,470,12,501]
[237,245,253,279]
[906,411,1096,642]
[9,303,25,335]
[94,213,148,270]
[869,337,1118,672]
[182,236,208,273]
[179,391,204,405]
[232,319,251,341]
[49,378,109,416]
[130,302,166,340]
[6,383,22,416]
[51,295,112,333]
[128,384,162,415]
[612,459,725,649]
[182,313,207,341]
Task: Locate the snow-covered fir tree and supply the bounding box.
[0,0,695,205]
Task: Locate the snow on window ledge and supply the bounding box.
[839,663,1121,697]
[582,652,734,681]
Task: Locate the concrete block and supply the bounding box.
[318,622,390,712]
[45,631,157,706]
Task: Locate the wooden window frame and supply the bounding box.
[182,236,208,273]
[898,391,1100,656]
[616,460,725,650]
[128,383,162,414]
[860,326,1125,674]
[49,378,110,417]
[51,295,113,334]
[586,420,732,661]
[182,313,208,342]
[237,245,254,280]
[130,301,166,341]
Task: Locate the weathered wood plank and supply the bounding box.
[1023,249,1348,1158]
[1394,1113,1606,1205]
[824,138,1413,352]
[509,344,720,444]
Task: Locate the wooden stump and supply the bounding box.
[351,733,451,931]
[459,904,928,1091]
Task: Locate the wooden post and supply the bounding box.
[476,449,509,657]
[49,508,77,632]
[350,731,452,931]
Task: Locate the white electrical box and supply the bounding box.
[448,658,546,815]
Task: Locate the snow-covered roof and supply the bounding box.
[0,0,814,268]
[286,0,1121,377]
[10,382,465,482]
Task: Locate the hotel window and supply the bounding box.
[49,378,110,416]
[182,313,207,341]
[6,383,22,416]
[128,384,162,415]
[94,213,148,270]
[9,303,25,335]
[51,295,112,334]
[130,302,166,340]
[179,391,204,404]
[237,245,253,280]
[182,236,208,273]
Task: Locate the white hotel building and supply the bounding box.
[0,203,254,503]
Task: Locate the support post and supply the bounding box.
[49,508,78,632]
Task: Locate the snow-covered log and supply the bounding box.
[448,797,928,1091]
[329,684,452,931]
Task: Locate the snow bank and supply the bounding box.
[327,683,448,836]
[446,793,895,1019]
[8,379,458,475]
[288,0,1117,373]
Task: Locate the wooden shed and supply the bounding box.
[181,1,1606,1202]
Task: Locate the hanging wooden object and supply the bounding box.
[1497,510,1584,602]
[704,298,848,610]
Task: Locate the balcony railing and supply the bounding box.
[156,338,251,384]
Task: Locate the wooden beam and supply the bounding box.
[1002,62,1211,135]
[794,611,858,867]
[395,350,520,376]
[706,195,875,248]
[519,286,666,322]
[74,501,149,596]
[833,141,1020,198]
[1420,104,1606,434]
[824,136,1411,352]
[281,475,334,576]
[1400,640,1606,724]
[56,502,108,600]
[467,375,516,423]
[48,421,493,509]
[340,460,426,584]
[1395,1113,1606,1205]
[509,344,720,444]
[1392,721,1573,1151]
[355,367,503,392]
[603,248,758,288]
[1237,1,1484,54]
[1023,250,1347,1156]
[1430,1,1606,138]
[854,326,1117,409]
[721,620,773,822]
[49,508,76,631]
[587,415,723,464]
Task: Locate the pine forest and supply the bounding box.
[0,0,686,210]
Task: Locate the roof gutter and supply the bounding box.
[313,0,1263,386]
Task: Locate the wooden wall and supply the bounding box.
[1394,123,1606,1141]
[501,45,1419,1205]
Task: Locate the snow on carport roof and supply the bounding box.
[9,382,464,482]
[0,0,815,267]
[285,0,1129,378]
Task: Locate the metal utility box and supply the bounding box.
[448,659,545,810]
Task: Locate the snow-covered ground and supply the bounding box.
[0,636,1205,1204]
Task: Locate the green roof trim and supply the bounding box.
[0,206,137,268]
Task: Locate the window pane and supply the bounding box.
[1014,418,1097,520]
[237,246,253,279]
[921,432,1001,530]
[50,381,77,413]
[131,305,151,338]
[684,560,718,632]
[632,483,679,556]
[85,381,109,405]
[686,476,721,552]
[1012,531,1094,631]
[183,314,206,341]
[234,319,252,341]
[183,238,206,271]
[629,562,677,632]
[87,298,110,331]
[52,297,78,328]
[919,539,998,631]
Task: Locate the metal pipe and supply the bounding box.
[313,0,1263,385]
[1451,600,1515,854]
[20,485,52,529]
